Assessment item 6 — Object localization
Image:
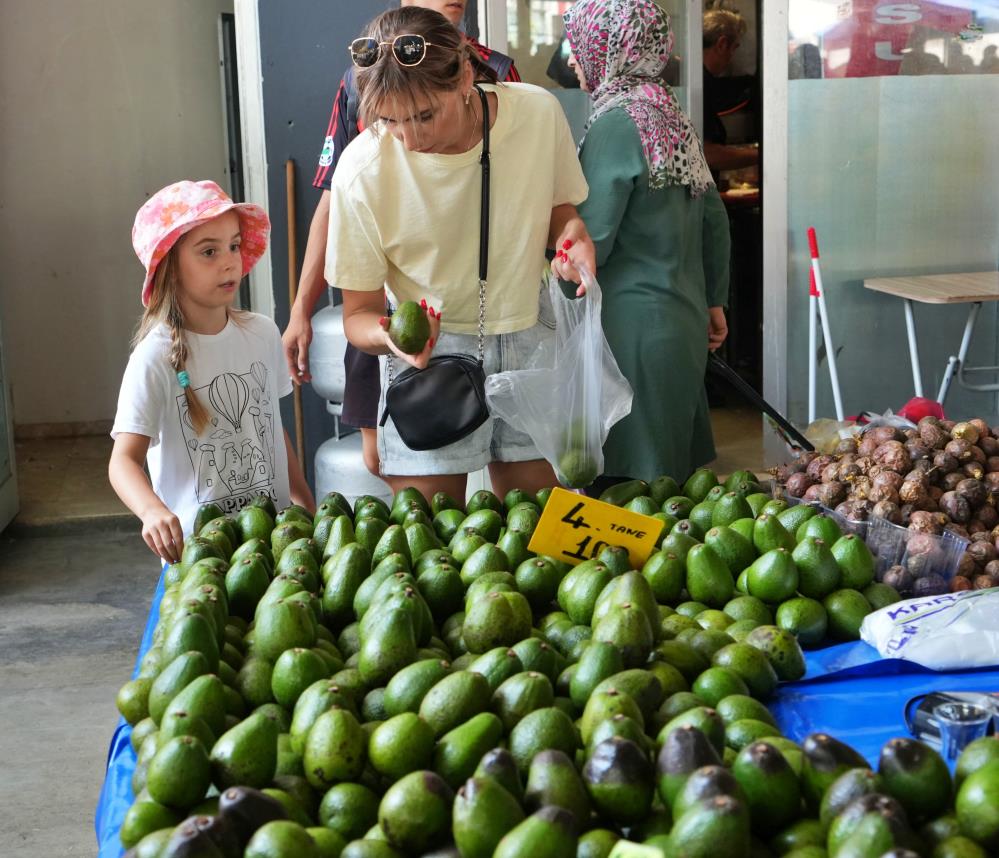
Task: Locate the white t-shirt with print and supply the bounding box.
[112,313,293,537]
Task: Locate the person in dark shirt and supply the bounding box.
[283,0,519,477]
[702,8,758,173]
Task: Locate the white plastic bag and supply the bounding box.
[485,267,633,488]
[859,589,999,670]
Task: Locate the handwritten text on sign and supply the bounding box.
[528,487,665,568]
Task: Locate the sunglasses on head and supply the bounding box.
[349,34,443,68]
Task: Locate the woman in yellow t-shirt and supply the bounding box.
[326,6,594,501]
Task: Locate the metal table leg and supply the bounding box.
[937,302,981,406]
[903,298,924,398]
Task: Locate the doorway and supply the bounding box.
[479,0,765,396]
[478,0,767,470]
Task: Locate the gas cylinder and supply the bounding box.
[309,297,393,505]
[315,433,392,507]
[309,301,348,404]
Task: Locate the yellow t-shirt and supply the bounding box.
[325,83,589,335]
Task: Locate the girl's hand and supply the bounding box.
[379,302,442,370]
[140,503,185,563]
[708,306,728,351]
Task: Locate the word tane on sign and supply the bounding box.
[528,487,665,569]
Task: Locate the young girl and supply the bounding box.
[109,180,315,563]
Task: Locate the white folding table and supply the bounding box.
[863,271,999,406]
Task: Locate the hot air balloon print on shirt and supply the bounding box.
[176,363,276,504]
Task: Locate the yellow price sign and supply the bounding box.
[528,487,665,569]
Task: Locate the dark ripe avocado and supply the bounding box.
[826,793,913,856]
[672,764,746,819]
[192,815,242,857]
[582,736,655,824]
[731,741,802,833]
[819,767,885,829]
[217,785,288,846]
[159,818,227,858]
[800,732,870,810]
[655,723,723,807]
[387,300,431,354]
[474,747,525,803]
[878,737,952,824]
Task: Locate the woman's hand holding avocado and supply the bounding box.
[380,299,442,370]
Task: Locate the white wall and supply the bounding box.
[0,0,234,429]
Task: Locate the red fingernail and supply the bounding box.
[562,239,573,250]
[420,299,428,309]
[379,316,387,325]
[428,338,435,348]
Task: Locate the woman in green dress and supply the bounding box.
[564,0,731,486]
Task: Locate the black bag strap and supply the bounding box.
[474,83,490,364]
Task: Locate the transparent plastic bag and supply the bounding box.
[485,267,633,488]
[803,418,858,454]
[857,409,917,431]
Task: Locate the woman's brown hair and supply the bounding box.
[356,7,498,130]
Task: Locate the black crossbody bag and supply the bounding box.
[379,85,492,452]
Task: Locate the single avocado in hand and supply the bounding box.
[389,300,432,355]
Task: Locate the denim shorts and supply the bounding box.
[377,312,555,477]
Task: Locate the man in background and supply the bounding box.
[703,8,758,173]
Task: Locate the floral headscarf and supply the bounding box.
[563,0,714,196]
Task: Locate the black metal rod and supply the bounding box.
[707,353,815,452]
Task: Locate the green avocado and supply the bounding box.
[387,300,431,354]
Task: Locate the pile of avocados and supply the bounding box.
[112,468,999,858]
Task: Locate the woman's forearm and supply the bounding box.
[344,306,391,355]
[548,203,589,248]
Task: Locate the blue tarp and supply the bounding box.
[94,585,999,855]
[95,570,165,858]
[771,641,999,767]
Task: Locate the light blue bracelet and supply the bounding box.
[177,370,190,389]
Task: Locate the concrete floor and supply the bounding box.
[0,407,765,856]
[0,523,155,857]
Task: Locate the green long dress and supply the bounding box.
[577,107,731,484]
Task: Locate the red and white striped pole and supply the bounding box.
[808,227,845,421]
[808,268,818,423]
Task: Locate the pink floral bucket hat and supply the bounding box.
[132,180,270,306]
